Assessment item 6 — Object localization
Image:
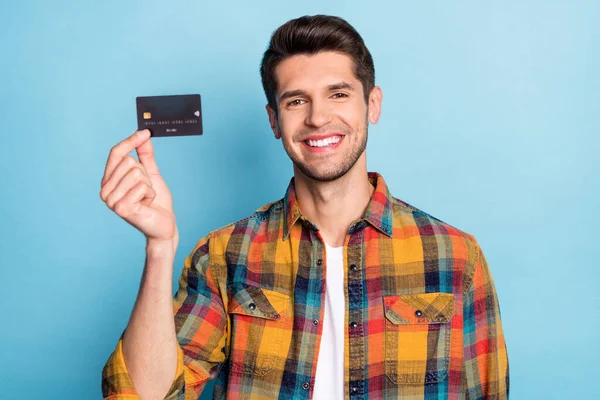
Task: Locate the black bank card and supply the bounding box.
[136,94,203,137]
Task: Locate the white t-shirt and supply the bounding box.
[312,243,345,399]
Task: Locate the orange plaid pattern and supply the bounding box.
[102,172,509,399]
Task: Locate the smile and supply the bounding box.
[304,135,342,148]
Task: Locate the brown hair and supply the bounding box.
[260,15,375,115]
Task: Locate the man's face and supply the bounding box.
[267,51,381,182]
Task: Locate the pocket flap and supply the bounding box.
[384,292,454,324]
[228,284,289,320]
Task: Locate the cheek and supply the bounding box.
[336,100,367,124]
[279,113,303,139]
[283,110,305,124]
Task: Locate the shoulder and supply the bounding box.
[210,198,283,237]
[390,194,476,241]
[389,195,482,270]
[391,197,474,236]
[189,198,285,261]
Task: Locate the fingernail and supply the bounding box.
[138,129,149,137]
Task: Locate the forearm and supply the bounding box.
[122,241,179,400]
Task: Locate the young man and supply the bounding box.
[101,15,509,400]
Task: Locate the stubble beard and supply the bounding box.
[282,121,368,183]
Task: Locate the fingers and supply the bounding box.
[101,157,152,208]
[113,181,156,219]
[135,133,160,176]
[101,129,151,187]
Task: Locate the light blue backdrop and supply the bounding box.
[1,1,598,399]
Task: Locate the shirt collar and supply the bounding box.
[282,171,394,240]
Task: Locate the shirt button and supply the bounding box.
[350,321,358,329]
[312,319,319,326]
[351,386,359,394]
[302,382,310,390]
[350,264,357,271]
[316,259,323,266]
[248,303,256,310]
[415,310,423,317]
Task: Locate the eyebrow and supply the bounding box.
[278,81,356,103]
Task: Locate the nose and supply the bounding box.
[304,98,333,128]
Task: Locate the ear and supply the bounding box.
[266,104,281,139]
[367,86,383,124]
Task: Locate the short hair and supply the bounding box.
[260,15,375,114]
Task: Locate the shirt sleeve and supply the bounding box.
[101,233,229,400]
[462,237,510,399]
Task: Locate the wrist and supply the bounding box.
[146,238,177,259]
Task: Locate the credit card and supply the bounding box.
[136,94,203,137]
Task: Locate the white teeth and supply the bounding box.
[306,136,341,147]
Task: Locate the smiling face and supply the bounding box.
[267,51,382,182]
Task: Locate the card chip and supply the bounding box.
[143,112,152,119]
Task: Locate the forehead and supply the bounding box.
[274,51,359,95]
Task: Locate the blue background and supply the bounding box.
[1,1,598,399]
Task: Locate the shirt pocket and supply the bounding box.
[227,284,289,376]
[383,292,454,385]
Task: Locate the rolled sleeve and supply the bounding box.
[101,332,185,399]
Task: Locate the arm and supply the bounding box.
[462,237,510,399]
[101,234,229,399]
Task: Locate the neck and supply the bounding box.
[293,156,374,247]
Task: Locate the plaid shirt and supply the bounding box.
[102,172,509,400]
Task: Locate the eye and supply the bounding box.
[287,99,306,107]
[331,93,349,99]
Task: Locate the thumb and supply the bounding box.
[135,131,160,176]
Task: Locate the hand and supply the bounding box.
[100,129,179,249]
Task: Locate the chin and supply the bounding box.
[296,163,352,183]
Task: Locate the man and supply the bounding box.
[100,14,509,400]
